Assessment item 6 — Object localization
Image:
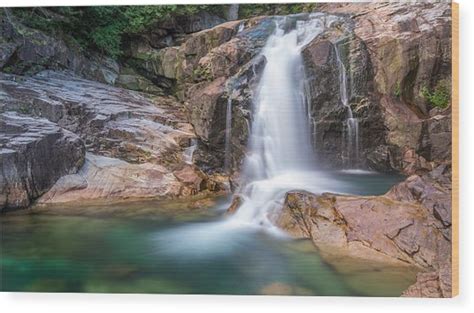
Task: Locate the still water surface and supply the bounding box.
[1,172,417,296]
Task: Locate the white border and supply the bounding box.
[1,0,473,312]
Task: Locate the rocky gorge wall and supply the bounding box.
[302,2,452,174]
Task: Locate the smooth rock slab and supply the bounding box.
[0,71,195,166]
[38,153,207,204]
[0,112,85,211]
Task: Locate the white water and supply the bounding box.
[230,16,344,229]
[224,96,233,172]
[227,4,239,21]
[183,138,197,165]
[334,43,360,168]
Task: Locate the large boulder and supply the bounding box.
[274,166,452,297]
[0,112,85,211]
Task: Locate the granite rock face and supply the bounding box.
[0,71,194,166]
[302,2,452,173]
[174,17,274,173]
[0,112,85,210]
[1,71,217,204]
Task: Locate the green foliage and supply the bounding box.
[11,5,219,58]
[394,81,401,98]
[10,4,316,58]
[421,79,451,109]
[239,3,318,19]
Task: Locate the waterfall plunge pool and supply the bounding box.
[0,171,416,296]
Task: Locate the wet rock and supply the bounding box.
[0,112,85,211]
[226,195,242,215]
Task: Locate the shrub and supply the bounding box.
[10,4,317,58]
[421,79,451,109]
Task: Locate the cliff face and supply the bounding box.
[302,2,452,174]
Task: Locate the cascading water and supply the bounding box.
[230,16,341,229]
[334,43,360,168]
[183,138,197,164]
[224,96,233,172]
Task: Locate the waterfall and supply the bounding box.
[334,43,360,168]
[183,139,197,165]
[224,96,233,172]
[229,16,340,229]
[227,4,239,21]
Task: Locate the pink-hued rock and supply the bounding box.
[275,166,452,297]
[38,154,210,204]
[303,2,452,173]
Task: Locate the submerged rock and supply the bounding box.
[0,112,85,211]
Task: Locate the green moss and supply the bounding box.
[193,65,213,82]
[421,79,451,109]
[17,105,32,114]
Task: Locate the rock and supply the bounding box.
[1,71,216,204]
[275,168,452,296]
[115,70,165,95]
[402,262,451,298]
[302,36,351,168]
[226,195,242,215]
[0,9,119,84]
[38,153,207,204]
[173,165,206,196]
[0,71,194,166]
[176,18,272,173]
[419,112,452,164]
[301,2,452,173]
[259,282,312,296]
[0,112,85,211]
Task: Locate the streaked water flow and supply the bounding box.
[231,16,342,229]
[334,42,360,168]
